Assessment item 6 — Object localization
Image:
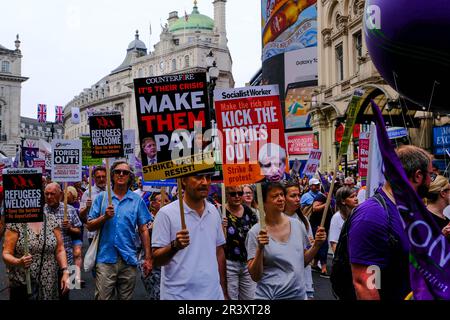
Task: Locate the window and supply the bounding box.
[149,65,154,76]
[184,55,190,68]
[172,59,176,71]
[354,31,363,72]
[354,31,363,58]
[1,61,10,73]
[138,68,144,78]
[335,43,344,81]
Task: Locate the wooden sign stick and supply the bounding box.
[88,165,92,198]
[221,183,227,238]
[177,179,186,229]
[105,158,112,206]
[256,183,266,230]
[63,182,68,222]
[23,224,32,295]
[320,155,341,228]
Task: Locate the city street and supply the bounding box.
[0,236,336,300]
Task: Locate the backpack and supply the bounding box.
[330,192,387,300]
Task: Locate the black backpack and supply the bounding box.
[330,193,387,300]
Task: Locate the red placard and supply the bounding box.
[287,134,314,155]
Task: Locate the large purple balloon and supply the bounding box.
[364,0,450,112]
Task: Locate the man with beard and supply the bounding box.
[349,145,432,300]
[151,172,228,300]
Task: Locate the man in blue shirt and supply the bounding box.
[300,178,323,208]
[87,160,152,300]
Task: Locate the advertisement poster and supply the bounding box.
[261,0,317,62]
[3,168,44,223]
[287,133,314,155]
[358,131,370,186]
[134,73,215,181]
[215,85,288,186]
[89,112,124,159]
[284,85,315,129]
[284,46,318,88]
[302,148,321,177]
[81,135,103,166]
[51,140,82,182]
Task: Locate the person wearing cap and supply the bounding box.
[151,172,228,300]
[425,175,450,237]
[300,178,323,209]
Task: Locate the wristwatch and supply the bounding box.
[171,240,180,253]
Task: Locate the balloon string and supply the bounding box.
[419,80,439,148]
[391,71,413,145]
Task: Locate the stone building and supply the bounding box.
[0,35,28,157]
[63,0,234,151]
[311,0,433,173]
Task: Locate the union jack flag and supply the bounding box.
[37,104,47,123]
[55,106,64,123]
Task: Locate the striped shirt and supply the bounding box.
[44,203,82,265]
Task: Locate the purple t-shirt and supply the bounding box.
[348,189,411,299]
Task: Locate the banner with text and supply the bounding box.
[287,133,314,155]
[51,140,82,182]
[134,73,214,181]
[89,112,124,159]
[215,85,288,186]
[302,148,321,177]
[358,131,370,186]
[81,135,103,166]
[3,168,44,223]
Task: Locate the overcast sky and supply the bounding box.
[1,0,261,119]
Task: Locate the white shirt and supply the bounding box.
[329,211,345,245]
[152,199,226,300]
[357,188,367,205]
[133,188,144,197]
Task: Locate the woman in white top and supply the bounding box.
[283,181,315,299]
[246,182,326,300]
[329,187,358,254]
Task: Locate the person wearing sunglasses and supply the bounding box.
[151,172,228,300]
[222,186,258,300]
[425,175,450,238]
[87,160,153,300]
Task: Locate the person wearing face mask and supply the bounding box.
[425,175,450,237]
[329,187,358,254]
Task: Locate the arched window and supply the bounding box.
[172,59,177,71]
[138,68,144,78]
[1,61,10,73]
[184,55,190,68]
[149,65,154,76]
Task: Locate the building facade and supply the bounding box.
[63,0,234,153]
[312,0,434,173]
[20,117,64,145]
[0,35,28,157]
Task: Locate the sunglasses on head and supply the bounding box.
[228,191,244,197]
[114,169,130,176]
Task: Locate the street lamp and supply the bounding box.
[206,50,219,120]
[19,128,25,167]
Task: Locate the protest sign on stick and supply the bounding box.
[215,85,288,186]
[89,112,124,159]
[320,89,365,228]
[134,73,215,181]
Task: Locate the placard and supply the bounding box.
[134,73,214,180]
[51,139,82,182]
[89,112,124,158]
[3,168,44,223]
[215,85,288,185]
[81,135,103,166]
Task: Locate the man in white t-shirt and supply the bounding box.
[151,172,228,300]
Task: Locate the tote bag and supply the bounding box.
[83,193,106,272]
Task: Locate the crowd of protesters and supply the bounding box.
[1,149,450,301]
